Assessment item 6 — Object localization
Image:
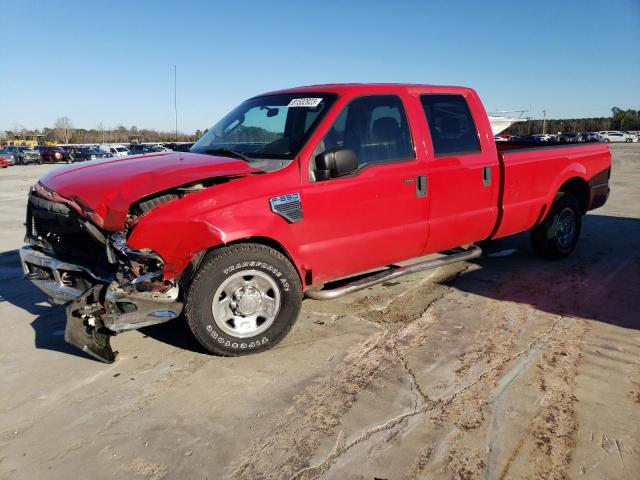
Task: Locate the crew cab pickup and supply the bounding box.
[20,84,611,362]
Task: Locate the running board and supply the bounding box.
[305,246,482,300]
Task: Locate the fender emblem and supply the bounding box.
[270,193,303,223]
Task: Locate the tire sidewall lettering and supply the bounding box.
[204,325,269,351]
[223,261,290,292]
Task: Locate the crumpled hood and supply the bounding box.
[39,151,258,231]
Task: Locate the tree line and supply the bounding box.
[505,107,640,136]
[2,117,205,145]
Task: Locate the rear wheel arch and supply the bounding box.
[557,177,589,214]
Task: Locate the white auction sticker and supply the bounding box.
[287,98,323,108]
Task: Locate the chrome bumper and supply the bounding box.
[19,245,107,304]
[20,245,183,332]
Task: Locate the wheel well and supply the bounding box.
[558,177,589,213]
[222,237,306,284]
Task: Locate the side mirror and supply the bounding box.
[314,147,357,181]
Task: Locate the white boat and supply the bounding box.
[488,111,528,135]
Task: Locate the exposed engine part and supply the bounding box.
[177,182,205,193]
[130,193,180,217]
[126,176,243,225]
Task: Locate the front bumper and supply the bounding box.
[20,245,183,362]
[20,245,107,304]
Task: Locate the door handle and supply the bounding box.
[416,175,427,197]
[482,166,492,187]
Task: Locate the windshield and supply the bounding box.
[191,93,336,159]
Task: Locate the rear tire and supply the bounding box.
[185,243,302,356]
[530,193,582,260]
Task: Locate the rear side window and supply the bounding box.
[420,94,481,156]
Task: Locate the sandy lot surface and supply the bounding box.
[1,145,639,479]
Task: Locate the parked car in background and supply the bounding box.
[162,142,194,152]
[5,146,41,164]
[128,144,167,155]
[39,146,72,163]
[597,131,634,143]
[72,147,113,162]
[99,145,131,156]
[558,133,580,143]
[0,156,8,168]
[577,132,599,142]
[622,131,639,142]
[0,148,17,165]
[530,134,552,142]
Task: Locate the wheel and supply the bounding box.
[185,243,302,356]
[604,138,610,143]
[626,138,632,143]
[530,193,582,260]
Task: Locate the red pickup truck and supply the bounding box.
[20,84,611,362]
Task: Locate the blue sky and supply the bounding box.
[1,0,638,133]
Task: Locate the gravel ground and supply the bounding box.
[0,144,639,479]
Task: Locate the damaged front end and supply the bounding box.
[20,185,183,363]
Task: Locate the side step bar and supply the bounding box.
[305,246,482,300]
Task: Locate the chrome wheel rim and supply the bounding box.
[556,207,577,249]
[212,270,281,338]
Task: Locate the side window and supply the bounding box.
[420,94,481,156]
[316,95,414,169]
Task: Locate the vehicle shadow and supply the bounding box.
[455,214,640,330]
[140,319,208,354]
[0,249,95,360]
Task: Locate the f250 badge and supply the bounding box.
[270,193,303,223]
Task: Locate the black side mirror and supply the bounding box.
[315,147,357,181]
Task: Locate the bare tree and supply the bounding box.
[97,122,106,144]
[53,117,74,143]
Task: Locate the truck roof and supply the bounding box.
[259,83,475,97]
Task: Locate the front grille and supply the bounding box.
[27,190,113,272]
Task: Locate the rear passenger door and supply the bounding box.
[419,94,499,252]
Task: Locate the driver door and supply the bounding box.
[300,94,429,283]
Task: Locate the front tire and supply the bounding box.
[530,193,582,260]
[185,243,302,356]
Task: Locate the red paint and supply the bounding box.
[36,84,611,286]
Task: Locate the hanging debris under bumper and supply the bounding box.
[64,280,183,363]
[21,244,183,363]
[65,285,117,363]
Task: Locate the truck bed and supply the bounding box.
[491,141,611,240]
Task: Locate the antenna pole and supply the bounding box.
[542,109,547,135]
[174,65,178,141]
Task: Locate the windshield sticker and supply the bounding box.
[287,98,323,108]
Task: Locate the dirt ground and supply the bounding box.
[1,144,639,480]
